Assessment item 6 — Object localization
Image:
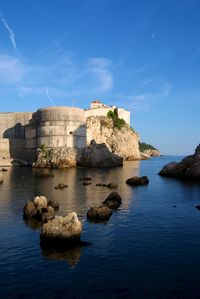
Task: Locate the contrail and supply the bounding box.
[0,14,17,51]
[45,88,56,106]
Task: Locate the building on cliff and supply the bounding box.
[0,101,130,163]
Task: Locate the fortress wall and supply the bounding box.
[0,112,32,159]
[0,112,32,138]
[116,108,130,125]
[84,107,112,120]
[25,107,86,150]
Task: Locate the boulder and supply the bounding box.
[103,192,122,209]
[40,212,82,247]
[23,196,57,222]
[126,176,149,186]
[87,205,113,221]
[78,140,123,168]
[158,145,200,180]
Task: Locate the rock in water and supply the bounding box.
[87,206,113,221]
[78,140,123,168]
[158,145,200,181]
[103,192,122,209]
[126,176,149,186]
[40,213,82,247]
[54,183,68,189]
[23,196,57,222]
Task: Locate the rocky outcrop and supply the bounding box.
[78,140,123,168]
[126,176,149,186]
[142,149,160,157]
[33,148,79,168]
[40,213,82,247]
[86,116,141,160]
[159,145,200,180]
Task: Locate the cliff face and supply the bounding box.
[86,116,141,160]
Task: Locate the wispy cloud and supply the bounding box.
[0,54,26,84]
[87,57,113,92]
[45,88,56,106]
[0,14,17,51]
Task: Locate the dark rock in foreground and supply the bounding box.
[87,206,113,221]
[126,176,149,186]
[103,192,122,209]
[78,140,123,168]
[40,213,82,247]
[158,144,200,181]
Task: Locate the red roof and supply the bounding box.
[92,100,101,103]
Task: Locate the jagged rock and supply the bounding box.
[126,176,149,186]
[79,140,123,168]
[48,200,59,210]
[40,213,82,247]
[86,116,141,160]
[0,173,3,184]
[54,183,68,189]
[159,145,200,180]
[103,192,122,209]
[87,205,113,221]
[34,169,54,178]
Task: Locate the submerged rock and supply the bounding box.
[40,212,82,247]
[159,145,200,181]
[126,176,149,186]
[87,206,113,221]
[54,183,68,189]
[103,192,122,209]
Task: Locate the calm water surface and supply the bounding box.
[1,156,200,299]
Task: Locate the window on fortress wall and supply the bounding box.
[70,132,73,134]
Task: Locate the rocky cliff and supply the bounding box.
[159,144,200,180]
[86,116,141,160]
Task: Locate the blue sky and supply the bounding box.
[0,0,200,155]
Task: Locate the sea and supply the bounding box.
[1,156,200,299]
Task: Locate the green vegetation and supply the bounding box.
[107,110,126,129]
[139,142,158,152]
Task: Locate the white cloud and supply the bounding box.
[87,57,113,92]
[0,15,17,51]
[0,55,26,84]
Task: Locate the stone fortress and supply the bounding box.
[0,101,130,163]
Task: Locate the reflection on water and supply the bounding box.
[2,158,200,298]
[41,245,82,268]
